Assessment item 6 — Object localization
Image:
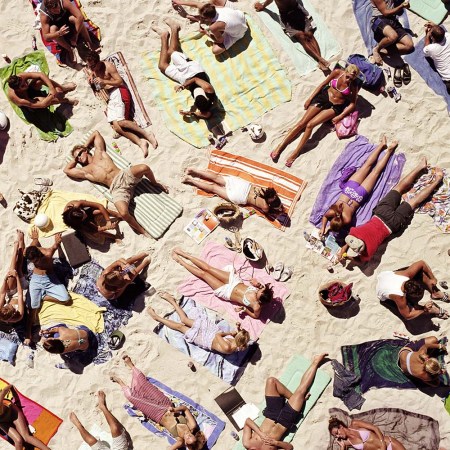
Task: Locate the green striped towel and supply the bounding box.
[141,16,291,148]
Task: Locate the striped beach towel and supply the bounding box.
[197,149,307,230]
[141,16,291,148]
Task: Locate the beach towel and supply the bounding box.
[409,0,448,24]
[0,51,73,141]
[309,135,406,234]
[233,354,331,450]
[141,16,291,148]
[154,296,256,385]
[178,241,290,340]
[197,149,307,231]
[29,189,108,238]
[403,167,450,232]
[124,376,225,448]
[0,378,62,446]
[327,407,440,450]
[341,337,450,394]
[257,0,341,75]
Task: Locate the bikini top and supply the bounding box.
[242,286,258,306]
[348,428,370,450]
[169,415,188,438]
[330,74,351,96]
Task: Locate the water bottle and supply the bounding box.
[26,350,35,369]
[387,86,401,103]
[230,431,239,441]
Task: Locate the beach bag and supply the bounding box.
[13,190,47,222]
[335,111,359,139]
[347,54,384,91]
[242,238,264,262]
[327,282,353,303]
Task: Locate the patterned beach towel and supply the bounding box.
[197,149,307,231]
[141,16,291,148]
[124,376,225,448]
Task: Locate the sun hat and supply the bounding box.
[345,235,365,257]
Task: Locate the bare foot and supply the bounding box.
[387,140,398,153]
[318,59,330,72]
[97,390,107,409]
[145,131,158,149]
[152,26,167,37]
[418,156,428,172]
[62,82,77,92]
[372,46,383,65]
[146,306,160,320]
[164,18,182,30]
[69,412,82,427]
[139,140,149,158]
[122,354,133,368]
[110,374,122,384]
[312,353,329,365]
[171,249,182,263]
[159,291,177,304]
[156,182,169,193]
[185,167,196,176]
[434,168,444,182]
[380,135,387,148]
[61,97,79,106]
[181,175,194,185]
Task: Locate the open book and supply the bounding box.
[184,209,220,244]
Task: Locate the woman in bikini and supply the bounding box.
[329,417,406,450]
[40,324,93,354]
[111,355,206,450]
[319,136,397,236]
[271,64,360,168]
[172,247,273,319]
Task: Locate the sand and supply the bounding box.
[0,0,449,448]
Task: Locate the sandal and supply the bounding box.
[402,63,411,85]
[431,302,449,319]
[432,292,450,303]
[280,266,293,282]
[273,261,284,281]
[393,68,403,88]
[440,281,448,290]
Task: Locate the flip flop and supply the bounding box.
[273,261,284,281]
[34,177,53,186]
[280,266,293,282]
[431,302,449,319]
[440,281,448,290]
[402,63,411,85]
[432,292,450,303]
[108,330,125,350]
[393,68,402,88]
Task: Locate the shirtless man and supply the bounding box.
[254,0,329,72]
[85,51,157,157]
[243,353,328,450]
[63,130,167,236]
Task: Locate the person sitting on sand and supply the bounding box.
[96,252,151,301]
[85,51,158,157]
[254,0,330,72]
[0,384,52,450]
[423,22,450,94]
[39,0,94,63]
[328,416,406,450]
[171,247,273,319]
[182,167,284,214]
[40,324,95,355]
[148,291,251,354]
[64,130,167,236]
[111,355,206,450]
[320,136,397,236]
[70,391,132,450]
[243,353,328,450]
[157,19,217,120]
[270,65,360,168]
[376,260,449,320]
[398,336,447,387]
[62,199,122,244]
[338,161,444,263]
[0,230,27,325]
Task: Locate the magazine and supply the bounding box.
[184,209,220,244]
[304,229,341,263]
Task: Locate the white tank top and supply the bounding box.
[376,271,409,301]
[215,7,247,38]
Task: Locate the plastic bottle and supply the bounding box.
[230,431,240,441]
[112,141,121,154]
[32,36,37,51]
[26,350,35,369]
[387,86,401,103]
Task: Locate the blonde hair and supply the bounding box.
[345,64,360,77]
[235,329,250,349]
[424,358,441,376]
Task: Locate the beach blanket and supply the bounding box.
[0,51,73,141]
[197,149,307,231]
[409,0,448,24]
[178,241,290,340]
[309,135,405,233]
[233,354,331,450]
[403,167,450,232]
[0,330,20,366]
[327,407,440,450]
[141,16,291,148]
[154,297,256,385]
[124,376,225,448]
[257,0,341,75]
[0,378,62,446]
[30,189,108,238]
[404,33,450,112]
[341,337,450,394]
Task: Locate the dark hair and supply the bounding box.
[0,305,20,323]
[431,25,445,43]
[7,75,21,90]
[259,284,274,304]
[25,246,43,263]
[199,3,216,18]
[262,188,283,213]
[44,0,60,8]
[43,339,65,354]
[194,95,212,113]
[187,431,207,450]
[62,206,85,229]
[103,271,126,292]
[86,50,100,64]
[404,279,425,302]
[328,417,346,433]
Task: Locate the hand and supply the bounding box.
[424,301,434,313]
[175,84,185,93]
[58,25,70,36]
[6,269,17,278]
[254,1,265,11]
[262,436,277,446]
[23,338,32,347]
[304,99,311,110]
[234,306,246,313]
[93,78,105,88]
[179,110,194,117]
[332,116,342,125]
[402,0,409,7]
[54,233,62,246]
[30,225,39,240]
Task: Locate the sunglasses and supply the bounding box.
[75,148,87,161]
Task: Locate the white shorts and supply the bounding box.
[107,88,130,123]
[164,51,205,85]
[224,176,252,205]
[90,429,132,450]
[214,264,241,301]
[222,29,247,49]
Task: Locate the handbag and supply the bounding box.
[335,111,359,139]
[242,237,264,262]
[13,190,47,222]
[327,282,353,303]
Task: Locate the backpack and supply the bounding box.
[335,111,359,139]
[13,190,47,222]
[347,53,384,91]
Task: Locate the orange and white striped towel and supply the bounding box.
[197,149,307,231]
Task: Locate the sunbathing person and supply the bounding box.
[70,391,132,450]
[182,167,283,214]
[40,324,94,355]
[271,65,360,168]
[172,247,273,319]
[85,51,157,157]
[243,353,328,450]
[62,199,122,243]
[64,130,167,236]
[111,355,206,450]
[376,260,449,320]
[320,136,397,236]
[148,291,251,354]
[338,161,444,262]
[157,19,217,120]
[0,384,51,450]
[398,336,447,387]
[0,230,27,324]
[254,0,330,72]
[96,252,151,301]
[328,416,406,450]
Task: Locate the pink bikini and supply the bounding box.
[348,428,393,450]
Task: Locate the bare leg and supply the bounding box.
[12,406,51,450]
[165,19,182,54]
[350,136,388,184]
[49,25,76,62]
[185,168,226,186]
[122,354,135,370]
[131,164,168,193]
[16,230,25,278]
[294,32,329,71]
[110,374,128,388]
[264,377,294,399]
[391,157,428,194]
[372,26,399,65]
[182,174,228,199]
[407,168,443,210]
[158,291,194,326]
[97,391,125,438]
[114,200,148,236]
[396,35,414,54]
[70,412,98,446]
[147,307,191,333]
[157,31,171,73]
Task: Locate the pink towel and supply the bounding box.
[178,242,290,339]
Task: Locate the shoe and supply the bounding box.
[279,266,293,282]
[393,68,402,88]
[273,261,284,281]
[402,63,411,85]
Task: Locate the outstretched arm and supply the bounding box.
[254,0,274,11]
[398,260,437,285]
[372,0,408,16]
[86,130,107,153]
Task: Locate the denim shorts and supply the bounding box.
[27,273,70,309]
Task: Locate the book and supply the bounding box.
[184,209,220,244]
[304,229,341,263]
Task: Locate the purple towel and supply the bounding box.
[309,135,405,229]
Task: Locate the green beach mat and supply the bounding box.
[257,0,341,76]
[0,50,73,142]
[409,0,448,24]
[233,355,331,449]
[141,16,291,148]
